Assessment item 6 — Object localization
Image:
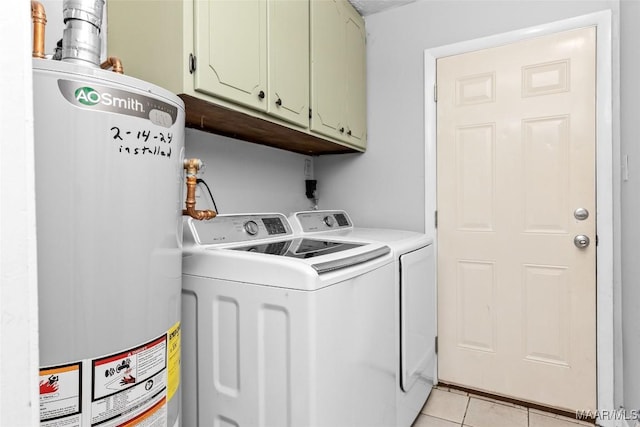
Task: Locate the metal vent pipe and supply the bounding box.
[61,0,105,66]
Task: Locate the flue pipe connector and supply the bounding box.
[183,159,217,221]
[62,0,105,66]
[100,56,124,74]
[31,1,47,59]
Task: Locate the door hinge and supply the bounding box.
[435,336,438,354]
[434,210,438,228]
[434,84,438,102]
[596,235,599,246]
[189,53,197,74]
[309,108,312,119]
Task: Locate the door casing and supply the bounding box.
[423,10,618,427]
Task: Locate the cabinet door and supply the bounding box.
[268,0,309,128]
[194,0,267,112]
[343,4,367,148]
[310,0,346,140]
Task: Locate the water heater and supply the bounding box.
[33,57,185,427]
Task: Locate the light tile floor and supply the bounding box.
[412,386,596,427]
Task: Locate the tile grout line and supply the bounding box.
[461,395,471,427]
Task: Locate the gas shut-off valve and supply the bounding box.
[183,158,217,220]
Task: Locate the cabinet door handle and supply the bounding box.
[339,127,345,133]
[275,98,282,107]
[347,130,352,136]
[258,90,265,100]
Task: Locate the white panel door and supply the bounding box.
[437,27,596,412]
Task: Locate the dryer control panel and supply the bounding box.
[291,210,353,233]
[188,213,293,245]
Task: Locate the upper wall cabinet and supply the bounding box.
[343,3,367,146]
[267,0,311,128]
[107,0,366,155]
[311,0,366,149]
[194,0,309,128]
[193,0,267,112]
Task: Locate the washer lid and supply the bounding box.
[310,246,390,274]
[231,238,390,274]
[231,238,363,257]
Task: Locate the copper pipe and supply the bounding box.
[100,56,124,74]
[31,1,47,59]
[183,159,217,221]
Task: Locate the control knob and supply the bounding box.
[244,220,259,236]
[323,215,335,227]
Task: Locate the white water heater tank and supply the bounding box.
[33,58,184,427]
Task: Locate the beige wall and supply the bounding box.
[185,129,314,215]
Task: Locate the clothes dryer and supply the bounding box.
[289,210,437,427]
[181,213,398,427]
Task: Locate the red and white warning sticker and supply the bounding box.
[90,335,167,427]
[39,326,178,427]
[39,362,82,427]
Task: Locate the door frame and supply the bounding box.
[424,10,619,426]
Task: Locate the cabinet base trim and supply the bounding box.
[180,95,360,155]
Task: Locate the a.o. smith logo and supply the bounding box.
[75,86,100,106]
[58,79,178,127]
[74,86,145,112]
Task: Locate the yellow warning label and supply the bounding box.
[167,321,181,401]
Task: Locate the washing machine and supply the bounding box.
[289,210,437,427]
[181,213,398,427]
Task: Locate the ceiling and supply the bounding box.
[348,0,417,16]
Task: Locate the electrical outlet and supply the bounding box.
[304,158,313,179]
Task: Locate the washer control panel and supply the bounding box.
[189,213,293,245]
[243,220,259,236]
[323,215,336,227]
[292,210,353,233]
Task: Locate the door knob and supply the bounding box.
[574,208,589,221]
[574,235,590,248]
